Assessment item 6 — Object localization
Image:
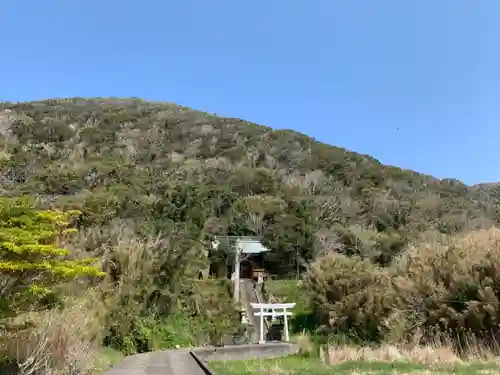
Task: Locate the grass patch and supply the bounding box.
[210,355,329,375]
[264,280,312,315]
[209,354,500,375]
[264,280,317,334]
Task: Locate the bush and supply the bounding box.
[392,228,500,337]
[306,228,500,348]
[306,252,401,342]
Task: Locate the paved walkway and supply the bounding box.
[104,343,297,375]
[104,349,205,375]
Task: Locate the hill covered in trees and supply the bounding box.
[0,97,498,274]
[4,98,500,373]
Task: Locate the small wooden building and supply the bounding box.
[209,237,270,280]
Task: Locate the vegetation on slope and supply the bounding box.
[1,98,498,273]
[2,98,500,373]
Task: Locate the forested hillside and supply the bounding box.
[3,98,500,373]
[0,98,497,273]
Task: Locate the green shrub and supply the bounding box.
[306,228,500,347]
[392,228,500,336]
[306,252,400,342]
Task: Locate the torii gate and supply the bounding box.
[250,302,296,344]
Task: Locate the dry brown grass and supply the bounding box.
[296,331,314,356]
[1,290,106,375]
[315,341,500,375]
[320,343,461,366]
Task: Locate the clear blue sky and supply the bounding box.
[2,1,499,185]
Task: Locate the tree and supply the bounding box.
[263,198,317,278]
[0,196,104,319]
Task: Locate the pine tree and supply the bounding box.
[0,196,104,318]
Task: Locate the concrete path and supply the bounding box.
[104,349,205,375]
[104,343,297,375]
[165,350,206,375]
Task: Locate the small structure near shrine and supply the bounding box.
[251,302,296,344]
[211,236,270,303]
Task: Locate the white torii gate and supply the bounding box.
[250,302,296,344]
